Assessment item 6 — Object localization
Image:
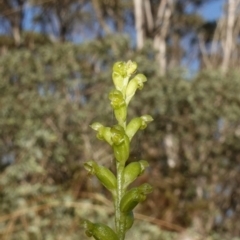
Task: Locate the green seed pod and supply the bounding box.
[81,219,119,240]
[123,160,149,189]
[126,115,153,141]
[120,183,153,213]
[125,74,147,105]
[90,123,113,146]
[124,211,134,230]
[126,60,137,76]
[84,161,117,193]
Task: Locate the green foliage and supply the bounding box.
[0,38,116,239]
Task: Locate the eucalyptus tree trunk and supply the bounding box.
[133,0,173,74]
[1,0,26,46]
[221,0,239,72]
[12,24,21,46]
[204,0,240,71]
[133,0,145,50]
[153,0,173,75]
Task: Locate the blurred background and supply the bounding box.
[1,0,240,239]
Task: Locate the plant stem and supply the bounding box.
[115,162,126,240]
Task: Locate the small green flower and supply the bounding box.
[81,220,119,240]
[125,74,147,105]
[90,123,113,146]
[120,183,153,213]
[111,125,130,163]
[109,90,125,109]
[113,61,127,77]
[126,115,154,141]
[123,160,149,189]
[109,90,127,124]
[85,60,153,240]
[84,160,117,194]
[126,60,137,76]
[112,61,128,92]
[111,125,125,145]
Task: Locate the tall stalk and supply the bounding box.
[81,60,153,240]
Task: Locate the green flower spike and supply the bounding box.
[111,125,130,163]
[84,160,117,194]
[120,183,153,213]
[84,60,153,240]
[125,73,147,105]
[109,90,127,124]
[126,115,154,141]
[81,219,119,240]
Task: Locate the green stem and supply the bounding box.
[115,162,126,240]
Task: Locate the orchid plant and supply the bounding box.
[81,60,153,240]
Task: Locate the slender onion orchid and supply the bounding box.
[81,60,153,240]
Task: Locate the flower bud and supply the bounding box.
[90,123,113,146]
[81,219,118,240]
[123,160,149,189]
[126,115,153,141]
[125,74,147,105]
[120,183,153,213]
[84,161,117,193]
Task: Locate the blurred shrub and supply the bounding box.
[0,36,240,239]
